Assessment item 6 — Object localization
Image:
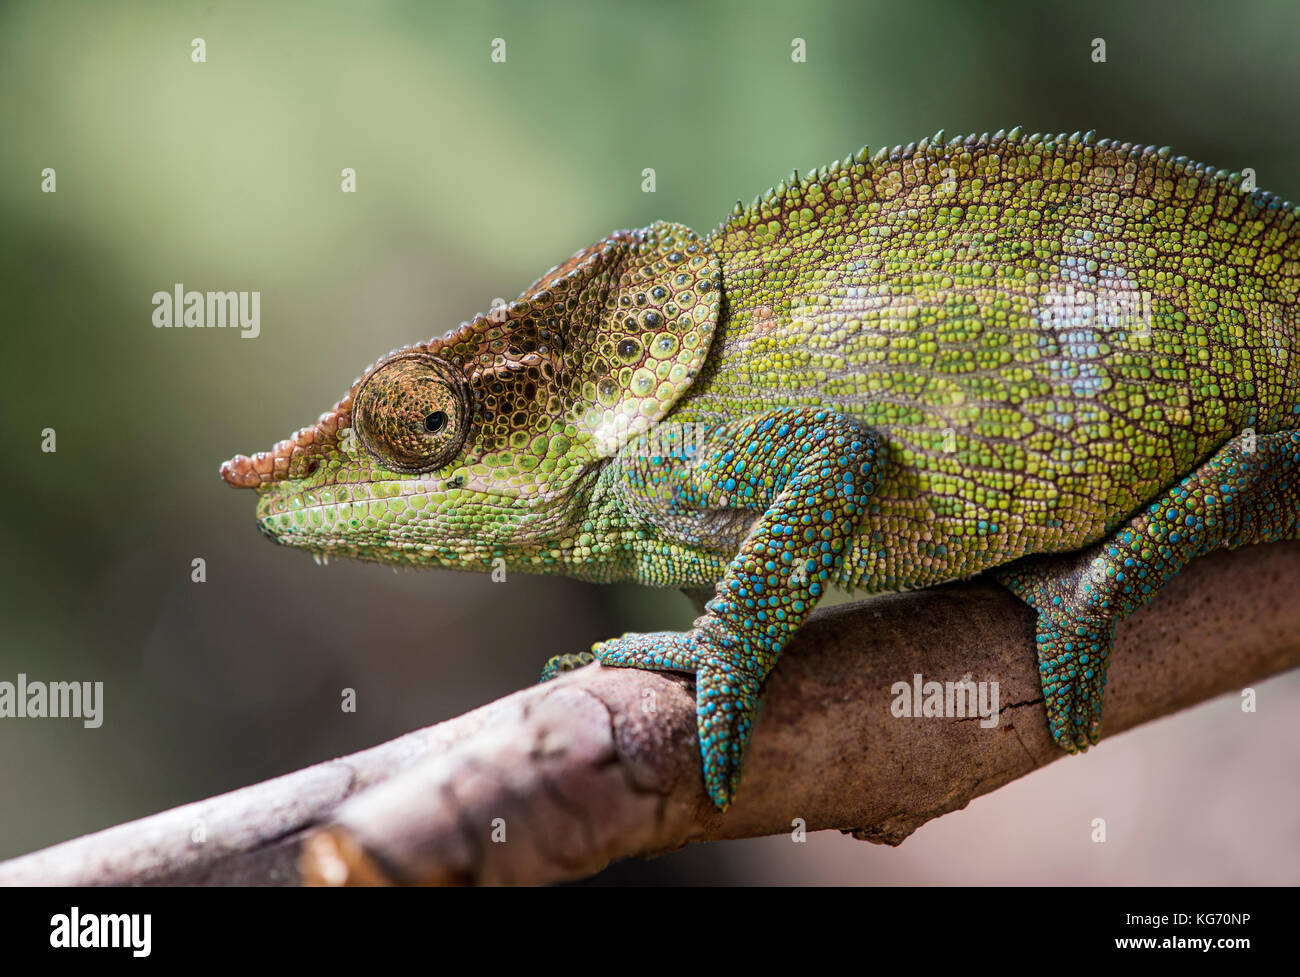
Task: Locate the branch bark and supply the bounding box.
[2,542,1298,885]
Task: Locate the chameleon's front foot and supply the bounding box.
[594,629,761,809]
[539,652,596,682]
[1033,614,1114,752]
[595,407,881,809]
[541,631,761,807]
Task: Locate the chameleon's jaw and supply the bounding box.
[251,498,416,567]
[250,481,393,563]
[247,472,549,571]
[252,486,334,552]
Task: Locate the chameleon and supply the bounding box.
[221,128,1300,810]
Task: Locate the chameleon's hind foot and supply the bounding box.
[593,629,703,672]
[539,652,595,682]
[1001,429,1300,754]
[1034,614,1114,752]
[592,629,760,809]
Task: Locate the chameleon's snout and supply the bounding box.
[220,385,357,489]
[220,439,326,489]
[220,450,307,547]
[220,453,262,489]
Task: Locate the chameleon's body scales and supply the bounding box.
[681,132,1300,591]
[222,130,1300,808]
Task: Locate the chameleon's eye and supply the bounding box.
[352,354,469,473]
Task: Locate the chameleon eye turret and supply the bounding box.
[352,353,469,474]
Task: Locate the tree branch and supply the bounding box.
[2,542,1298,885]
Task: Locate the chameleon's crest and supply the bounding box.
[221,220,721,491]
[723,127,1300,239]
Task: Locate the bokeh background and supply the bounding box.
[2,0,1298,883]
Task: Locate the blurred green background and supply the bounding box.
[2,0,1298,883]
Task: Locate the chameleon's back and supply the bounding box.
[675,130,1300,592]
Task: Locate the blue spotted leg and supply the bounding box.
[545,408,880,809]
[995,429,1300,751]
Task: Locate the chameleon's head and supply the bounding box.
[219,222,720,573]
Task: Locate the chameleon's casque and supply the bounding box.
[222,129,1300,808]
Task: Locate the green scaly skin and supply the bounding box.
[221,128,1300,809]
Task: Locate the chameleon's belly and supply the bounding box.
[674,299,1294,593]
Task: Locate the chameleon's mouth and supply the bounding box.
[255,508,288,545]
[253,499,363,564]
[249,482,458,568]
[252,485,341,545]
